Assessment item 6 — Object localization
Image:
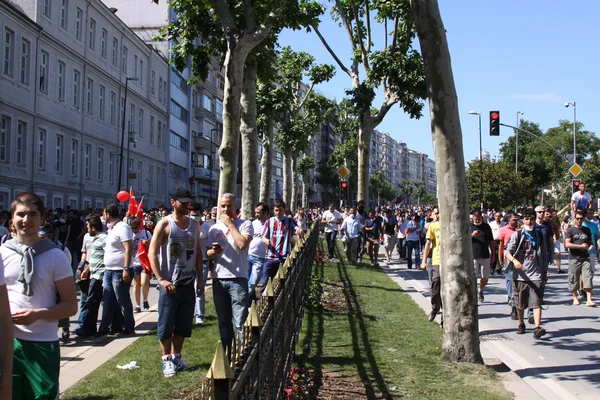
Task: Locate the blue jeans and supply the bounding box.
[195,261,210,320]
[261,259,284,292]
[406,240,421,268]
[247,256,264,305]
[213,278,248,355]
[76,277,103,336]
[504,259,513,302]
[99,269,135,334]
[325,230,338,258]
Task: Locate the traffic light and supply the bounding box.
[340,180,349,200]
[489,111,500,136]
[572,179,581,193]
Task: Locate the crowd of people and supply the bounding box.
[0,182,597,397]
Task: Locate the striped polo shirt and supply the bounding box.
[262,216,297,260]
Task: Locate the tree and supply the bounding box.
[411,0,482,363]
[311,0,426,205]
[398,179,415,205]
[370,171,396,204]
[298,155,316,208]
[465,159,533,210]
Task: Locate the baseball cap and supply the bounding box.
[171,187,192,202]
[534,206,545,212]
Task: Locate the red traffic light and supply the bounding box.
[341,181,349,188]
[491,112,499,120]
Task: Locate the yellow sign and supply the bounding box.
[569,163,582,177]
[337,166,350,179]
[128,173,137,179]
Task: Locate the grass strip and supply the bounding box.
[293,240,512,399]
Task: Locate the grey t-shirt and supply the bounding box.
[506,229,542,282]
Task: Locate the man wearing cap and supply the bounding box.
[470,210,496,303]
[149,188,204,377]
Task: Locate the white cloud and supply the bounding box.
[507,93,561,102]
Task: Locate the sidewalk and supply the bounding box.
[379,251,600,400]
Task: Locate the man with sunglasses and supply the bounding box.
[565,209,596,307]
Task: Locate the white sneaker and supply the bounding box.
[196,317,204,326]
[162,359,176,378]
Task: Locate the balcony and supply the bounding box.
[192,167,218,182]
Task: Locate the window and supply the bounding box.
[151,70,155,94]
[275,167,282,177]
[100,29,107,59]
[111,38,118,66]
[275,151,282,161]
[109,91,116,124]
[0,116,10,162]
[39,51,48,92]
[170,69,186,92]
[134,54,137,78]
[37,128,46,169]
[138,109,143,137]
[150,116,154,144]
[148,164,153,191]
[96,148,103,181]
[86,78,93,114]
[55,134,63,173]
[88,19,96,50]
[169,131,188,151]
[192,91,198,107]
[57,61,65,101]
[75,8,83,41]
[121,46,127,73]
[163,81,167,103]
[128,103,134,133]
[60,0,68,29]
[157,121,162,149]
[15,121,27,166]
[170,100,188,121]
[216,99,223,121]
[108,154,113,184]
[139,60,143,84]
[137,161,142,191]
[72,70,80,107]
[98,85,105,119]
[119,96,124,126]
[3,28,14,76]
[19,39,30,85]
[216,74,224,90]
[84,144,91,179]
[202,95,213,112]
[70,139,78,177]
[43,0,51,17]
[158,77,163,102]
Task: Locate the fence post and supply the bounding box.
[206,340,234,400]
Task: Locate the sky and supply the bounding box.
[278,0,600,165]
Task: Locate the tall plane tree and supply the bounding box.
[411,0,482,363]
[310,0,426,204]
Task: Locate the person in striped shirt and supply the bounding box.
[260,200,304,291]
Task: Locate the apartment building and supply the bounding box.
[1,0,169,210]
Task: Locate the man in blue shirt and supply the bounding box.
[340,206,362,265]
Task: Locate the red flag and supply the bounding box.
[136,197,145,230]
[128,187,138,216]
[188,173,195,185]
[137,241,152,275]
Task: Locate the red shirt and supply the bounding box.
[499,225,517,249]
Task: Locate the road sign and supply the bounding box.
[569,163,582,177]
[337,166,350,179]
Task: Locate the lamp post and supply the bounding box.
[125,132,136,191]
[565,101,577,164]
[515,111,524,174]
[117,76,139,195]
[468,110,483,211]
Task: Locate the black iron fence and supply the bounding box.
[199,221,320,399]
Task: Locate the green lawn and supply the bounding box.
[294,240,512,399]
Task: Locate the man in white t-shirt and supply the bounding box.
[247,202,270,304]
[571,182,592,216]
[0,252,13,397]
[98,204,135,336]
[207,193,253,354]
[1,192,77,399]
[321,204,342,262]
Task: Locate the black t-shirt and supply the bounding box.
[470,222,493,259]
[363,219,380,238]
[69,217,84,245]
[565,226,592,261]
[54,219,70,243]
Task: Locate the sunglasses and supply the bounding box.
[575,217,584,220]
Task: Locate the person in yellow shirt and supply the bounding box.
[421,208,441,322]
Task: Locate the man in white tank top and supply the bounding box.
[149,188,205,378]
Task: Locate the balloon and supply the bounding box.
[116,191,130,202]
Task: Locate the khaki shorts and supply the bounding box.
[474,258,491,279]
[383,234,396,251]
[513,280,542,310]
[568,259,594,291]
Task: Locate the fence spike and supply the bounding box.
[265,277,274,297]
[277,264,285,280]
[248,300,262,327]
[207,340,234,380]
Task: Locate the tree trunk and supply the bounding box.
[411,0,482,363]
[240,54,258,220]
[302,169,309,209]
[219,46,249,200]
[282,147,293,207]
[290,155,298,213]
[259,112,274,204]
[357,115,373,205]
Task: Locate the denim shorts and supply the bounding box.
[132,265,143,277]
[157,282,195,340]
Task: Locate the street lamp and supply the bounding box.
[117,76,139,196]
[565,101,577,164]
[468,110,483,211]
[125,132,136,190]
[515,111,524,174]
